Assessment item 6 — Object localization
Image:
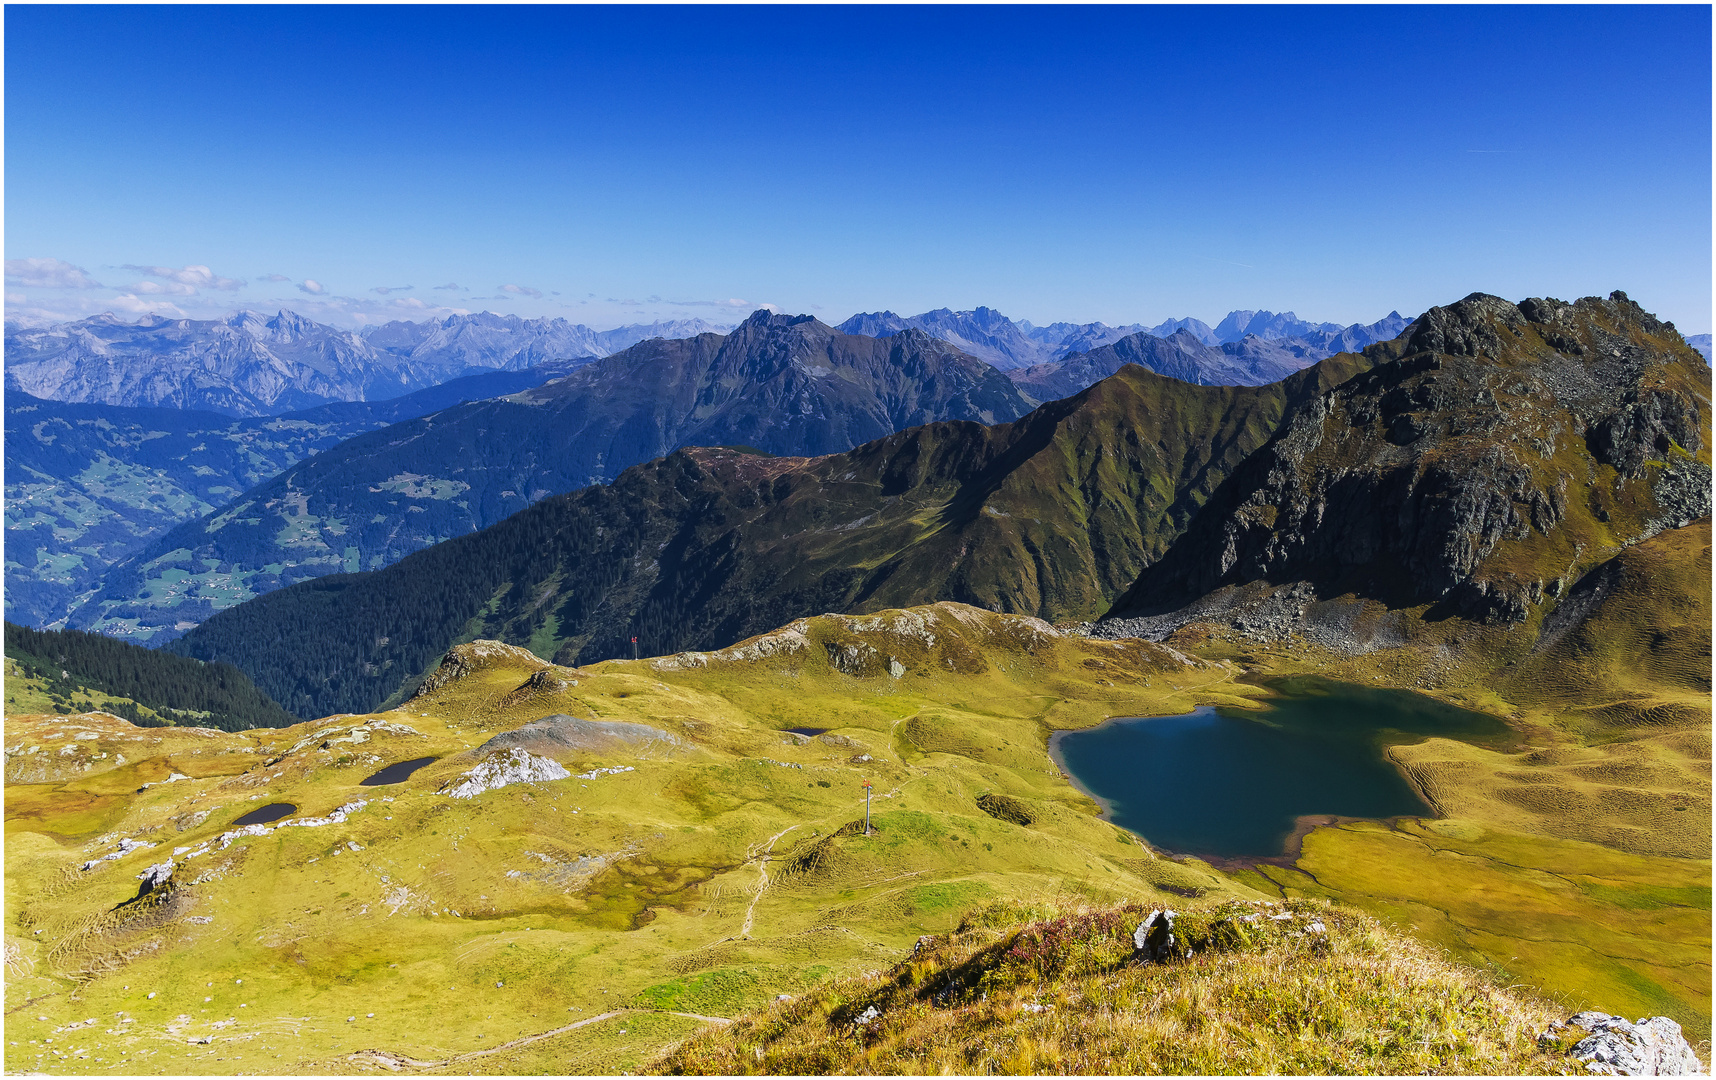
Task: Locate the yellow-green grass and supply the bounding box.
[1245,819,1711,1041]
[654,895,1573,1075]
[7,560,1710,1073]
[5,603,1260,1075]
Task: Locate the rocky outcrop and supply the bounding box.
[1550,1012,1705,1076]
[411,641,550,699]
[440,747,570,799]
[135,859,176,895]
[1132,909,1179,963]
[474,714,679,760]
[1106,292,1711,633]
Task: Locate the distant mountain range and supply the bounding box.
[835,306,1412,370]
[166,349,1377,717]
[164,291,1710,721]
[65,311,1037,642]
[22,307,1429,640]
[1011,328,1317,399]
[1685,333,1712,361]
[2,310,731,417]
[361,313,731,368]
[4,359,589,627]
[3,303,1406,417]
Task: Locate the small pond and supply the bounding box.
[231,802,298,827]
[1050,677,1516,860]
[360,756,439,786]
[784,727,828,737]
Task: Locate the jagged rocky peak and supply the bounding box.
[1405,290,1679,363]
[739,308,820,331]
[1104,290,1711,633]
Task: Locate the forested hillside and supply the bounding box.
[3,622,299,730]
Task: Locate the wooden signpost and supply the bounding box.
[863,779,873,834]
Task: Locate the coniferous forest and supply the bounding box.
[3,622,299,730]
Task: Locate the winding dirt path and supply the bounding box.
[739,824,803,938]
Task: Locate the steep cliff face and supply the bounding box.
[1107,292,1710,628]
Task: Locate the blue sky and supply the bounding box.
[6,5,1711,333]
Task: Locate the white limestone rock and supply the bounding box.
[440,748,569,799]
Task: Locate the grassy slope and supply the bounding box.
[5,603,1267,1075]
[9,593,1708,1072]
[655,895,1572,1075]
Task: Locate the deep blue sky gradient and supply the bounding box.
[6,5,1711,331]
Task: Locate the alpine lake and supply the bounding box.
[1051,676,1519,861]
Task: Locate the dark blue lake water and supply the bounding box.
[360,756,439,786]
[1050,678,1515,859]
[231,802,297,827]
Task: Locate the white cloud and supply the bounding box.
[5,257,102,289]
[260,273,290,283]
[110,293,189,317]
[499,283,543,299]
[432,282,464,291]
[245,293,472,328]
[133,280,198,296]
[121,263,245,291]
[298,279,326,295]
[668,297,762,309]
[371,285,413,295]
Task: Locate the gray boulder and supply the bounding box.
[1564,1012,1704,1076]
[1132,909,1179,963]
[476,713,680,760]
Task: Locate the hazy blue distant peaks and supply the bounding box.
[836,311,911,338]
[595,316,733,353]
[835,304,1417,373]
[1212,309,1345,343]
[1287,311,1415,356]
[1043,321,1155,358]
[1144,316,1220,345]
[6,309,735,416]
[836,306,1048,369]
[1685,333,1712,362]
